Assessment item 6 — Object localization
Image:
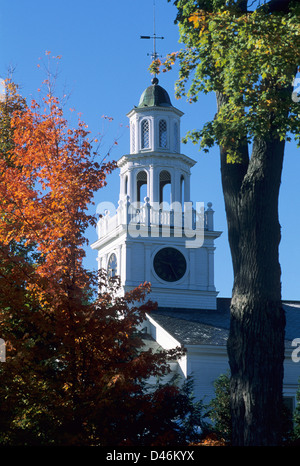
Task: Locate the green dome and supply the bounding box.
[138,77,172,108]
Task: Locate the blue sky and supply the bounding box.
[1,0,299,300]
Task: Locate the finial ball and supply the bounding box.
[151,77,159,85]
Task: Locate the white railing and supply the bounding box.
[96,196,214,241]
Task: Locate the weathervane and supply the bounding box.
[140,0,164,64]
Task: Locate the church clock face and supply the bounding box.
[153,247,187,282]
[107,253,117,278]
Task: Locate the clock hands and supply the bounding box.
[154,248,186,282]
[160,259,179,280]
[169,262,178,279]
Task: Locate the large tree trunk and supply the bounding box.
[219,0,296,447]
[216,92,287,445]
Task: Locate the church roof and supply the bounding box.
[148,298,300,348]
[138,77,172,108]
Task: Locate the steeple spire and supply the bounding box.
[140,0,164,72]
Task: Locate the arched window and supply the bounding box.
[141,119,150,149]
[159,119,167,148]
[159,170,171,207]
[107,253,117,278]
[137,170,147,203]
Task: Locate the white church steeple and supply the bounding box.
[91,78,222,310]
[119,77,193,208]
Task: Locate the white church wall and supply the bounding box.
[283,349,300,408]
[193,248,207,288]
[284,353,300,386]
[146,314,181,351]
[145,315,188,380]
[186,345,230,403]
[185,345,300,407]
[129,242,145,282]
[146,288,218,310]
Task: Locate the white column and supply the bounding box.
[206,202,214,230]
[152,166,159,204]
[120,171,128,199]
[188,249,196,289]
[150,117,154,151]
[124,242,132,285]
[121,243,126,285]
[173,171,181,205]
[117,244,122,281]
[184,172,191,203]
[128,169,135,203]
[137,117,141,153]
[207,247,216,291]
[149,165,154,204]
[170,168,175,205]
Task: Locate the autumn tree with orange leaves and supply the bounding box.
[0,78,203,446]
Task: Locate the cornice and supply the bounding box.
[118,151,196,168]
[127,106,184,118]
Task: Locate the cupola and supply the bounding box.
[127,77,183,155]
[117,78,195,208]
[138,77,172,108]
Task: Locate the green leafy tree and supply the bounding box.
[161,0,300,445]
[175,376,211,443]
[209,372,231,443]
[208,371,294,445]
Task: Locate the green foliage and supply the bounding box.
[208,371,298,445]
[165,0,300,160]
[208,371,232,442]
[173,376,211,443]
